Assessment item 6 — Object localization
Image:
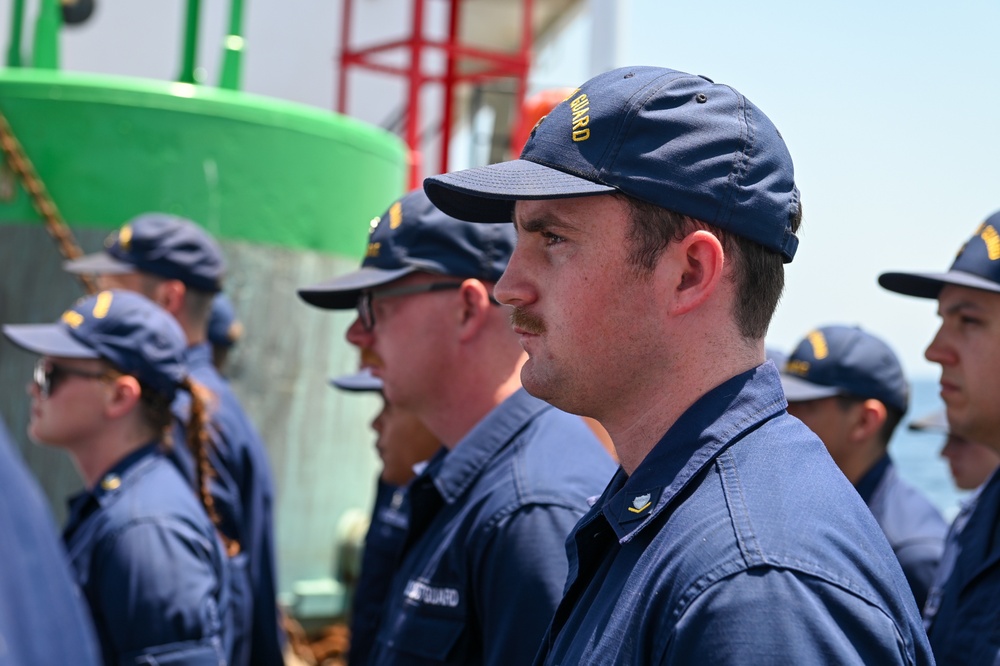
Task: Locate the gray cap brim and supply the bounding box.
[424,159,615,223]
[63,252,136,276]
[878,270,1000,299]
[329,368,383,392]
[2,324,99,359]
[298,266,417,310]
[779,373,843,403]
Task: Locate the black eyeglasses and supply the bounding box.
[33,359,117,399]
[357,282,463,331]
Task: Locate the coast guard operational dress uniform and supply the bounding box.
[0,417,101,666]
[63,441,237,664]
[370,389,616,666]
[533,365,933,665]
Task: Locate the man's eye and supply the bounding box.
[541,231,565,245]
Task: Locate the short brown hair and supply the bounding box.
[618,194,802,340]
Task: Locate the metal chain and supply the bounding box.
[0,107,98,294]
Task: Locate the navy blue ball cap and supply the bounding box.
[298,189,515,310]
[908,409,948,434]
[329,367,383,392]
[425,66,801,262]
[63,212,226,293]
[780,325,909,414]
[207,293,243,349]
[879,211,1000,299]
[2,290,188,399]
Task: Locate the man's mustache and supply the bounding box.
[510,307,546,335]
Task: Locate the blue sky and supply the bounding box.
[531,0,1000,379]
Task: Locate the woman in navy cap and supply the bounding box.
[3,289,248,665]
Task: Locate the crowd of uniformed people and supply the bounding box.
[2,65,1000,665]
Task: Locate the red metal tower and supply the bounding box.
[337,0,534,189]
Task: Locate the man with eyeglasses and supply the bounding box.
[298,189,616,666]
[62,212,283,666]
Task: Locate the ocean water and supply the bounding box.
[890,377,966,521]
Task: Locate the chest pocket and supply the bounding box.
[379,610,467,662]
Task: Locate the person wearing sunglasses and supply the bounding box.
[299,189,616,666]
[3,290,249,665]
[63,213,280,666]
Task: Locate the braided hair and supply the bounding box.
[141,376,240,556]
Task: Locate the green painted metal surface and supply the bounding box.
[0,69,406,255]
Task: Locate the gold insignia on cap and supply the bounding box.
[61,310,84,329]
[569,93,591,143]
[92,291,113,319]
[366,242,381,258]
[807,331,828,360]
[118,224,133,252]
[101,474,122,491]
[389,202,403,229]
[785,359,810,376]
[980,224,1000,261]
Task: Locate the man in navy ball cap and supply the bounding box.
[880,211,1000,663]
[780,325,946,608]
[425,66,931,664]
[299,189,615,666]
[64,212,283,665]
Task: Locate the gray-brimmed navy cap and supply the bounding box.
[63,213,225,293]
[2,290,188,399]
[424,66,801,262]
[298,189,515,309]
[329,368,383,392]
[879,211,1000,298]
[780,325,909,414]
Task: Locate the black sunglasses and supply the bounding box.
[33,359,117,399]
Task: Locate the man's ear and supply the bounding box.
[151,279,187,316]
[457,279,493,342]
[850,399,887,443]
[666,230,725,316]
[104,374,143,420]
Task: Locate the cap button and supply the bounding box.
[100,474,122,491]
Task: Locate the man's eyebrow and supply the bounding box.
[513,212,578,234]
[940,299,985,316]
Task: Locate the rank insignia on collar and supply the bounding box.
[629,493,652,513]
[618,487,662,524]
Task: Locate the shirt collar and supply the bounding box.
[63,440,163,538]
[184,341,213,367]
[427,388,549,503]
[602,361,788,542]
[854,454,891,504]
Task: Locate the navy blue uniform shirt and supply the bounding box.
[63,441,240,665]
[0,418,101,666]
[855,455,947,609]
[534,363,933,666]
[924,468,1000,664]
[370,388,616,666]
[172,342,282,665]
[350,479,411,666]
